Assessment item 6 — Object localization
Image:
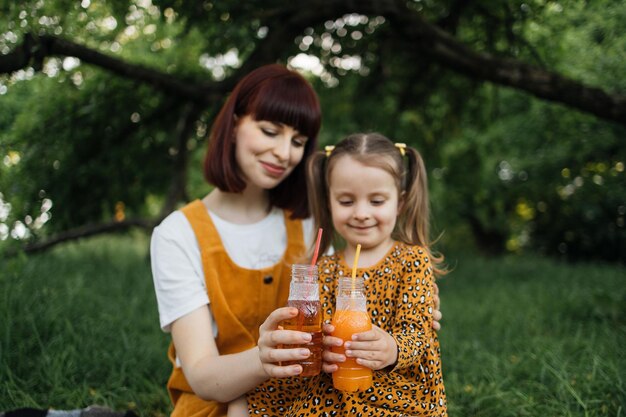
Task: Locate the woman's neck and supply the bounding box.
[203,186,272,225]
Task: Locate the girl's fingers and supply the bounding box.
[354,358,382,370]
[322,349,345,364]
[322,363,339,373]
[322,323,335,334]
[344,340,380,352]
[323,335,343,347]
[351,330,378,341]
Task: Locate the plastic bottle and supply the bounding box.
[331,276,373,392]
[280,264,322,376]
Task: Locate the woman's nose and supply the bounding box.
[272,136,291,162]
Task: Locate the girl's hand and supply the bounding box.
[432,282,442,331]
[257,307,313,378]
[344,325,398,371]
[321,323,344,373]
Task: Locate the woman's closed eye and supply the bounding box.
[291,136,307,148]
[261,128,278,137]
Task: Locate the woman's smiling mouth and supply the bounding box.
[260,161,287,177]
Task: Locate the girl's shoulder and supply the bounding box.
[392,242,431,265]
[317,252,342,268]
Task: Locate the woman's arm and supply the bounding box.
[172,305,312,403]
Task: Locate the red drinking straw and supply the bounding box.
[311,228,323,266]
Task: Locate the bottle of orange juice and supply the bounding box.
[331,276,373,392]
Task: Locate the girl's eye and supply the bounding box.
[371,199,385,206]
[338,200,353,206]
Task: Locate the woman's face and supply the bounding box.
[234,114,308,190]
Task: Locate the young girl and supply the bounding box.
[248,132,447,416]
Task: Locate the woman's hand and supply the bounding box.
[432,282,442,331]
[321,324,397,372]
[257,307,314,378]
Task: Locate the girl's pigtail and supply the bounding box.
[306,151,334,259]
[400,147,429,247]
[402,147,447,275]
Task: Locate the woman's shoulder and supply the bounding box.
[153,210,190,236]
[151,210,198,251]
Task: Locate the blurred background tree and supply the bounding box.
[0,0,624,262]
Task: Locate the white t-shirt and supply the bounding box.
[150,205,316,333]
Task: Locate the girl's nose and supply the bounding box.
[353,202,371,220]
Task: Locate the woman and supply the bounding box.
[150,64,442,417]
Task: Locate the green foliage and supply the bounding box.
[1,0,625,261]
[2,71,178,234]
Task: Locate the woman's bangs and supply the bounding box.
[251,78,320,139]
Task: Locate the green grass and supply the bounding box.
[1,237,624,416]
[0,235,171,416]
[438,252,625,416]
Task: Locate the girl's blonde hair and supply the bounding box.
[307,132,446,275]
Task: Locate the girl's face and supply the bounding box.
[234,115,308,190]
[329,155,402,253]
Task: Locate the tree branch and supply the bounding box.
[0,33,223,103]
[22,217,156,254]
[304,0,626,125]
[3,3,623,125]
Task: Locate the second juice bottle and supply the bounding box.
[331,276,373,392]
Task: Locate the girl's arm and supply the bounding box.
[322,250,437,372]
[172,305,312,403]
[384,252,438,371]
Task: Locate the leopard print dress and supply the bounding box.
[248,242,447,417]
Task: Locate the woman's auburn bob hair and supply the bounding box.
[204,64,322,219]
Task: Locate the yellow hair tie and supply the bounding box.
[394,142,406,157]
[325,145,335,157]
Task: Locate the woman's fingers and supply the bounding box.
[432,308,442,331]
[263,363,303,378]
[259,307,298,332]
[257,306,317,379]
[261,346,312,363]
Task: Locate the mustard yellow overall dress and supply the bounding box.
[166,200,305,417]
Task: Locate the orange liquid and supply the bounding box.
[331,309,373,392]
[280,299,322,377]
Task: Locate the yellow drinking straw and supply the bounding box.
[351,244,361,297]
